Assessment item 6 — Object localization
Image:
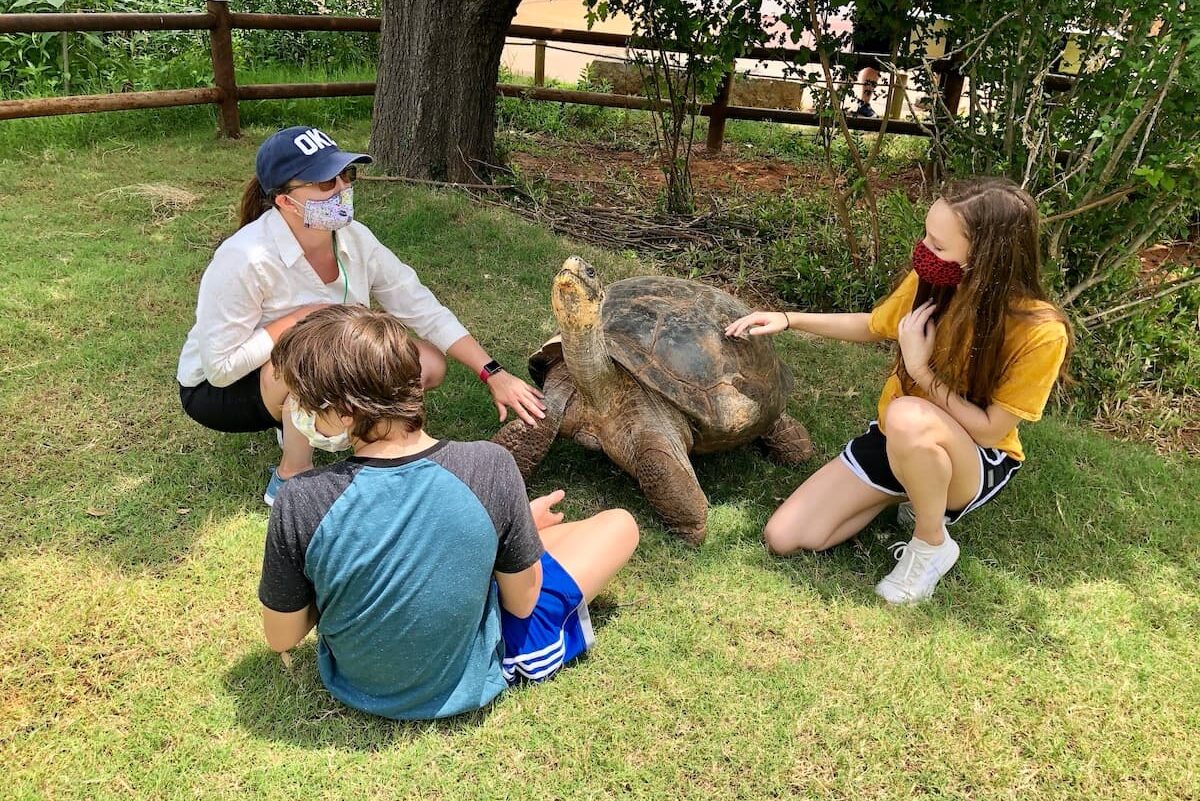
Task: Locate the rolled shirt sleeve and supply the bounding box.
[192,245,276,388]
[990,323,1069,422]
[868,270,919,341]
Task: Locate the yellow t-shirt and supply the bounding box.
[866,271,1068,461]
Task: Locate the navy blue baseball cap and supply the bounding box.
[255,126,372,193]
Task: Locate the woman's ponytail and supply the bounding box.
[237,176,274,229]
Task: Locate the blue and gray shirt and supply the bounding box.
[258,440,544,720]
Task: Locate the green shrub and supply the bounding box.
[0,0,379,97]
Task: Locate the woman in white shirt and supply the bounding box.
[178,126,546,504]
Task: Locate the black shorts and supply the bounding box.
[840,421,1021,525]
[179,368,279,434]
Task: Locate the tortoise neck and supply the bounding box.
[560,321,620,409]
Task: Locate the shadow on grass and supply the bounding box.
[515,395,1199,612]
[223,644,493,749]
[224,592,633,749]
[734,412,1200,645]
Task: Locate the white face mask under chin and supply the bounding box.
[288,398,352,452]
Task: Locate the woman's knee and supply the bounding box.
[416,343,447,389]
[259,363,289,416]
[884,396,941,447]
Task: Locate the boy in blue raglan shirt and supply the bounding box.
[259,305,638,720]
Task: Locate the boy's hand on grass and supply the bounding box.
[530,489,566,530]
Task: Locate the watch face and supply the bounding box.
[484,360,503,376]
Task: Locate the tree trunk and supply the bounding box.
[372,0,521,182]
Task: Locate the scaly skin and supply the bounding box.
[553,256,710,543]
[552,257,625,416]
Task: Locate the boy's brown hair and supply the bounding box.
[272,305,424,443]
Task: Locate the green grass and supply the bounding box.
[1,121,1198,801]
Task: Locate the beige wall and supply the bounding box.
[500,2,929,115]
[502,1,632,84]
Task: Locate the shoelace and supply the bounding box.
[887,540,933,584]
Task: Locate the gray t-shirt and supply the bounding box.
[259,440,544,720]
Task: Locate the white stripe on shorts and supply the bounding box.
[515,653,566,681]
[840,448,905,496]
[957,451,1020,519]
[503,630,565,666]
[510,639,567,674]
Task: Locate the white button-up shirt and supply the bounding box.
[177,209,469,388]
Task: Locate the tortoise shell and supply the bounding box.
[532,276,794,448]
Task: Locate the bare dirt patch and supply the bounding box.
[508,134,926,208]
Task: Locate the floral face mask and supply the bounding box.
[286,187,354,231]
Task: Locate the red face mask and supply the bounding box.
[912,240,964,286]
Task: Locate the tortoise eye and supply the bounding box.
[585,266,596,278]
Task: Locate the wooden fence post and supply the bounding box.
[533,39,546,87]
[61,32,70,94]
[886,72,908,119]
[938,54,964,118]
[207,0,240,138]
[705,69,734,153]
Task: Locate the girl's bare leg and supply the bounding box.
[763,457,899,554]
[883,397,983,546]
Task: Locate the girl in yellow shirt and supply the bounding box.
[726,177,1072,604]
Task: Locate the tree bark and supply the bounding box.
[372,0,521,182]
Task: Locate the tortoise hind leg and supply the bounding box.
[493,362,576,480]
[759,413,814,466]
[630,429,709,546]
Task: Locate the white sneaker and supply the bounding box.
[875,532,960,605]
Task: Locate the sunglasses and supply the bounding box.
[283,165,358,194]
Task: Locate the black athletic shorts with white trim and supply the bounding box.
[840,420,1021,525]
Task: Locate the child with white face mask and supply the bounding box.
[177,126,547,505]
[260,305,638,720]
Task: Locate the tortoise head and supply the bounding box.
[552,256,604,332]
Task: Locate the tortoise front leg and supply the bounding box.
[493,362,575,479]
[633,435,708,545]
[758,413,814,466]
[618,413,707,545]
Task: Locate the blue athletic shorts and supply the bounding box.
[500,552,594,685]
[840,420,1022,525]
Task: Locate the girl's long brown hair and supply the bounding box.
[895,177,1073,407]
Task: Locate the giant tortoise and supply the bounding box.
[494,256,813,544]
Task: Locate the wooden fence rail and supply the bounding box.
[0,3,1046,148]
